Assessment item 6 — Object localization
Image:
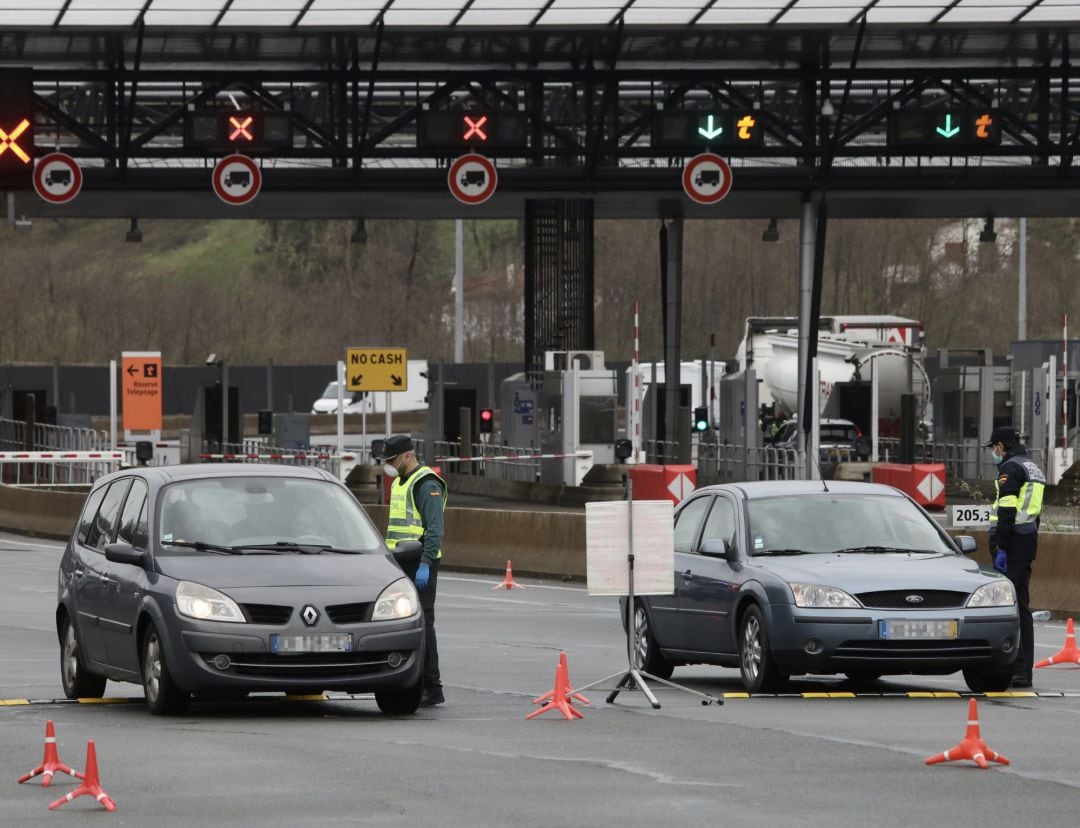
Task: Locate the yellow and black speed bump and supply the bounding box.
[2,691,1079,706]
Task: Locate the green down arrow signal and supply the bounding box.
[935,113,960,139]
[697,115,723,140]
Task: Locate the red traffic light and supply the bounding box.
[480,408,493,421]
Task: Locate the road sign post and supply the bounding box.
[33,153,83,204]
[345,347,408,393]
[681,153,733,205]
[448,154,497,205]
[212,154,262,206]
[121,351,163,437]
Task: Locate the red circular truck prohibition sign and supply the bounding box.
[682,153,733,205]
[212,154,262,205]
[33,153,83,204]
[448,154,497,205]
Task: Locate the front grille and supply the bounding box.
[203,651,404,680]
[833,639,993,660]
[326,602,373,624]
[856,590,969,610]
[240,604,293,625]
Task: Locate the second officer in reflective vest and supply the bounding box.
[986,425,1045,689]
[378,434,447,707]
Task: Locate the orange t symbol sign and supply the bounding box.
[737,115,756,140]
[975,114,993,139]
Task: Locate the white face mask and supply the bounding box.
[383,462,399,479]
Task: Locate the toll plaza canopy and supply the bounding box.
[5,6,1080,218]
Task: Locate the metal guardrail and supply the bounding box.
[0,417,110,453]
[424,440,549,482]
[0,450,125,487]
[202,440,355,478]
[696,442,807,484]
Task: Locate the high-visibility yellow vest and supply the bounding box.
[990,456,1045,534]
[386,465,446,557]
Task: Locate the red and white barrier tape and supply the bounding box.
[432,452,592,463]
[0,451,124,461]
[199,453,357,461]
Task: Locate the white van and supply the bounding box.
[311,360,429,415]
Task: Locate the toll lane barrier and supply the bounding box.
[871,462,946,510]
[2,484,1080,616]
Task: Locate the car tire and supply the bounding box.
[633,601,675,680]
[375,679,424,715]
[59,616,106,700]
[962,664,1013,693]
[141,624,190,716]
[739,604,788,693]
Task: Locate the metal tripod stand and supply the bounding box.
[576,479,721,709]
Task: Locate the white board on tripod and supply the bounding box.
[585,500,674,596]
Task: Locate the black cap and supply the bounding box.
[373,434,414,460]
[985,425,1020,447]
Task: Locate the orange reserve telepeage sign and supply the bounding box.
[121,351,163,431]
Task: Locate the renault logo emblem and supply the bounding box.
[301,605,319,626]
[905,594,925,604]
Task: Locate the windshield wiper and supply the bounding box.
[235,542,359,555]
[161,540,244,555]
[753,548,815,556]
[831,546,933,554]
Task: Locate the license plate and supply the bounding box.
[270,633,353,654]
[879,619,957,640]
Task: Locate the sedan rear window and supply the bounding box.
[747,493,954,555]
[157,476,384,553]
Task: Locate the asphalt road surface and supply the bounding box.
[2,530,1079,826]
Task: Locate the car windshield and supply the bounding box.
[819,425,857,444]
[746,493,954,556]
[158,476,384,554]
[320,382,341,399]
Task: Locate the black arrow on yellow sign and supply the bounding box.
[391,374,403,387]
[351,374,363,386]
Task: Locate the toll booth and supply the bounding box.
[499,372,539,450]
[538,350,616,486]
[931,350,1011,479]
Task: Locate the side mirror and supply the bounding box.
[699,538,736,561]
[105,542,147,566]
[953,535,978,555]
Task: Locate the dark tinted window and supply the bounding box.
[76,486,107,545]
[86,480,131,552]
[117,479,148,549]
[674,496,712,554]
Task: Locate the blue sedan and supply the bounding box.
[628,481,1019,693]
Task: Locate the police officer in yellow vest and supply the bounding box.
[986,425,1045,688]
[377,434,447,706]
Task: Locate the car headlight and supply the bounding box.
[175,581,245,623]
[966,579,1017,608]
[373,577,419,621]
[789,582,861,609]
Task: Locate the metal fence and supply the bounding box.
[0,451,126,487]
[695,442,807,485]
[199,439,359,479]
[0,417,110,453]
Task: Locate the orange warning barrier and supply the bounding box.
[526,653,585,721]
[18,720,84,787]
[48,741,116,812]
[492,559,525,590]
[532,652,589,707]
[924,698,1010,769]
[1034,617,1080,669]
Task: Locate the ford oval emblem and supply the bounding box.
[905,594,925,604]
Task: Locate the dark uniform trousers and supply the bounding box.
[420,559,441,689]
[1005,532,1037,680]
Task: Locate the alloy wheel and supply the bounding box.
[634,606,649,670]
[62,624,78,690]
[742,615,762,683]
[144,632,162,703]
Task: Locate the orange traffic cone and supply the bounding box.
[18,720,84,787]
[925,698,1010,769]
[48,741,116,812]
[532,652,590,707]
[492,560,525,590]
[527,655,585,721]
[1035,617,1080,669]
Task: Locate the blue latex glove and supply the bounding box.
[993,550,1008,574]
[414,562,430,591]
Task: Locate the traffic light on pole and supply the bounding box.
[693,407,709,432]
[479,408,494,434]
